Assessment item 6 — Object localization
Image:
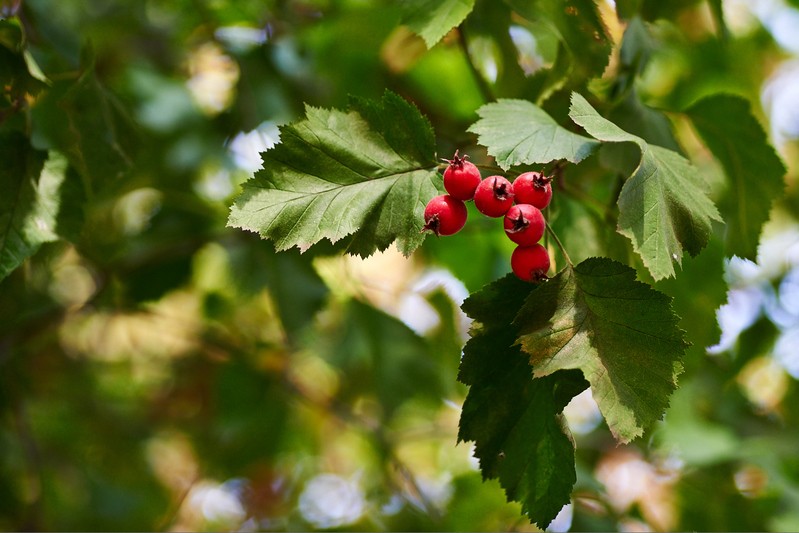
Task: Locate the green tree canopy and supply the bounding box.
[1,0,798,531]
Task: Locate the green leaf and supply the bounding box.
[227,236,329,341]
[228,91,441,258]
[618,17,657,78]
[655,237,726,372]
[207,360,290,467]
[505,0,612,89]
[685,94,786,260]
[608,92,681,153]
[458,274,588,528]
[0,134,64,282]
[468,99,599,170]
[569,92,723,280]
[401,0,476,48]
[515,257,687,443]
[616,0,643,19]
[327,299,446,418]
[31,69,136,188]
[603,37,676,192]
[549,195,607,265]
[0,20,24,51]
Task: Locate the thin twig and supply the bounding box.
[546,221,573,268]
[457,26,495,104]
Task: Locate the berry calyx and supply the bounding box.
[422,194,468,236]
[474,176,514,218]
[513,171,553,209]
[503,204,545,246]
[511,243,551,282]
[442,150,482,201]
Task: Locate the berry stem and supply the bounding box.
[545,221,573,268]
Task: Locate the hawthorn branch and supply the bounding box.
[457,26,495,104]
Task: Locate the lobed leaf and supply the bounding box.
[0,134,64,282]
[468,99,599,170]
[458,274,588,528]
[515,257,688,443]
[401,0,476,48]
[569,92,723,280]
[228,91,441,258]
[685,94,786,260]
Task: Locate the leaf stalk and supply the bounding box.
[546,221,573,268]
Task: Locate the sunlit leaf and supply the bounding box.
[515,257,687,443]
[0,134,64,282]
[228,91,441,258]
[401,0,476,48]
[468,99,599,170]
[685,94,786,260]
[569,92,723,280]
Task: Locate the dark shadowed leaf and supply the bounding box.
[458,274,588,528]
[227,236,329,341]
[327,299,445,418]
[31,68,136,190]
[685,94,786,260]
[655,238,726,372]
[608,91,681,152]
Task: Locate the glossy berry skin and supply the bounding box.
[511,243,550,282]
[503,204,545,246]
[513,171,552,209]
[422,194,467,236]
[474,176,514,218]
[443,151,481,201]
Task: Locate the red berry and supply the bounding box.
[511,244,550,282]
[513,171,552,209]
[503,204,545,246]
[422,194,467,236]
[474,176,514,218]
[442,150,481,201]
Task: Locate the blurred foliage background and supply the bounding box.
[2,0,799,530]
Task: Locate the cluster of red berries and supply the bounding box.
[422,151,553,282]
